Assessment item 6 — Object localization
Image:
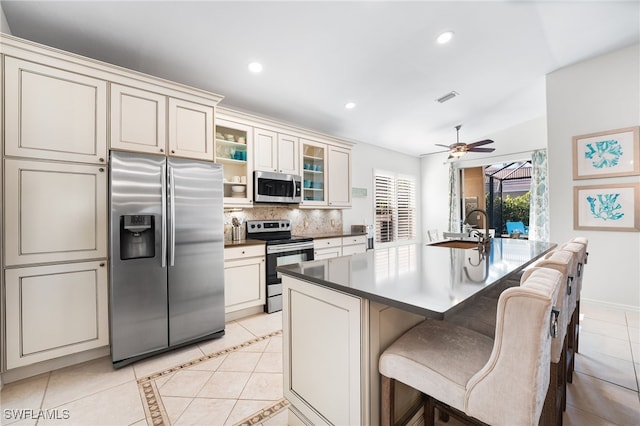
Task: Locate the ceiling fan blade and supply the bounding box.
[467,147,495,153]
[466,139,494,148]
[435,144,451,148]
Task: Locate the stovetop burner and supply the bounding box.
[246,219,312,245]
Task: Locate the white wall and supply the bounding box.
[421,116,547,239]
[342,142,421,242]
[547,44,640,311]
[1,2,11,34]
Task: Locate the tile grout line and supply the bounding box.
[34,372,52,426]
[625,312,640,401]
[136,330,283,426]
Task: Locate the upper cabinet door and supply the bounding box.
[328,146,352,208]
[168,98,214,161]
[4,57,107,164]
[277,134,299,175]
[110,84,167,155]
[254,128,278,172]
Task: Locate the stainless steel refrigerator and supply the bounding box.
[109,151,225,368]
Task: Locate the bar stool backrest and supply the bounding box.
[465,267,562,426]
[561,242,586,300]
[533,250,574,363]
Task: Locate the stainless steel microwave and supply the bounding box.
[254,171,302,204]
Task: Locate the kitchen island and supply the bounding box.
[277,238,556,426]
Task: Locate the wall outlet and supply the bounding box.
[331,219,335,227]
[304,220,309,228]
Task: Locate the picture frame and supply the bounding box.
[572,126,640,179]
[573,183,640,231]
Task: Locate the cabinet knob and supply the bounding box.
[99,158,105,162]
[99,262,105,267]
[172,150,176,154]
[242,250,245,254]
[99,168,105,172]
[160,148,164,153]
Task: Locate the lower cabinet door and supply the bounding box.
[224,256,265,313]
[5,260,109,369]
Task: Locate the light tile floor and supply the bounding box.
[1,303,639,425]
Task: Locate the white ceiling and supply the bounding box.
[2,1,639,157]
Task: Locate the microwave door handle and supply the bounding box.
[291,176,296,198]
[161,164,167,268]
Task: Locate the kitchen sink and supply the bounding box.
[429,240,480,249]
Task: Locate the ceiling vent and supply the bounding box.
[436,91,459,103]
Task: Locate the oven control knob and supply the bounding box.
[257,224,262,228]
[250,224,256,229]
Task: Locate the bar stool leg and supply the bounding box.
[381,375,395,426]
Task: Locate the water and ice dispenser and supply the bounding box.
[120,215,155,260]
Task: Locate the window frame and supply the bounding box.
[373,169,417,246]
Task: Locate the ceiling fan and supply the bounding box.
[436,125,495,159]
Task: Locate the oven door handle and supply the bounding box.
[267,242,314,254]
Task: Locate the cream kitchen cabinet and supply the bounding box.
[283,274,364,426]
[300,140,352,209]
[4,56,107,164]
[254,128,299,175]
[342,235,367,255]
[327,145,352,207]
[168,97,214,161]
[110,85,214,161]
[300,139,328,207]
[5,260,109,369]
[223,245,266,313]
[215,119,253,206]
[4,159,108,266]
[313,237,342,259]
[110,83,167,155]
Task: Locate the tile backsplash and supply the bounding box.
[224,207,343,240]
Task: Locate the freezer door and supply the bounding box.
[110,152,168,363]
[167,157,225,346]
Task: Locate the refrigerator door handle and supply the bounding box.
[161,164,167,268]
[169,165,176,267]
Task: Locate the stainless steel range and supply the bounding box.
[246,220,314,313]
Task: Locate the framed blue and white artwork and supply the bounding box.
[572,126,639,179]
[574,183,640,231]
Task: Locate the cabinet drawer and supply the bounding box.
[314,237,342,249]
[342,235,367,246]
[224,245,265,260]
[342,244,366,256]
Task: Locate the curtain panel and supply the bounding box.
[529,149,550,241]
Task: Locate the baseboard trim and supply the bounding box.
[581,297,640,313]
[1,346,110,384]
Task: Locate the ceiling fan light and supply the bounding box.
[450,150,466,158]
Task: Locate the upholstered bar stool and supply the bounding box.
[533,250,574,425]
[559,241,586,383]
[569,237,589,353]
[379,267,563,426]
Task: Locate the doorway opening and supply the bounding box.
[461,161,532,237]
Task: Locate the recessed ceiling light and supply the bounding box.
[248,62,263,73]
[436,31,454,44]
[345,102,356,109]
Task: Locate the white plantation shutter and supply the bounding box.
[396,176,416,241]
[375,173,395,243]
[374,171,416,244]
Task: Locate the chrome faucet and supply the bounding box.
[464,208,490,247]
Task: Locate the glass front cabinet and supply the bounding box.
[215,119,253,206]
[300,139,328,207]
